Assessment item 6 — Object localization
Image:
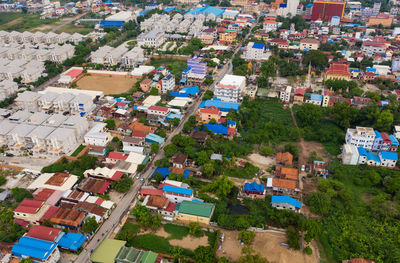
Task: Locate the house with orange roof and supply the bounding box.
[199,106,222,123]
[129,120,156,135]
[271,178,299,194]
[275,152,293,166]
[263,17,278,32]
[325,63,352,81]
[275,166,299,181]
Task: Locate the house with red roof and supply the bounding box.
[325,63,351,81]
[293,88,305,104]
[14,199,51,226]
[105,152,128,164]
[147,105,170,123]
[25,225,63,242]
[269,39,289,49]
[199,106,222,123]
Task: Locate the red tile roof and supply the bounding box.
[326,63,351,76]
[111,171,124,181]
[140,188,164,197]
[14,199,43,214]
[26,225,62,242]
[294,88,305,96]
[131,131,147,138]
[14,218,29,227]
[148,106,169,112]
[200,106,221,115]
[39,206,59,223]
[164,202,177,213]
[107,152,128,161]
[34,188,56,202]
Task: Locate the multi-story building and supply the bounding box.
[84,123,112,146]
[263,17,278,32]
[199,106,222,123]
[187,57,207,80]
[280,86,292,103]
[345,126,376,151]
[147,106,170,123]
[362,42,386,56]
[243,42,265,60]
[299,38,320,50]
[219,30,237,44]
[161,74,175,93]
[214,74,246,103]
[311,0,346,21]
[325,63,352,81]
[342,144,360,165]
[137,29,165,48]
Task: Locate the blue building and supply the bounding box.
[200,99,239,112]
[99,20,125,29]
[187,58,207,80]
[271,195,301,211]
[12,236,60,262]
[145,133,165,145]
[152,167,190,179]
[244,182,265,196]
[185,6,225,18]
[57,233,87,251]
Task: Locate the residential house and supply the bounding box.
[243,182,265,198]
[362,42,386,56]
[293,88,305,104]
[263,17,278,32]
[84,123,112,146]
[175,200,215,225]
[271,195,301,212]
[275,152,293,166]
[305,94,323,106]
[214,74,246,103]
[199,106,222,123]
[12,236,60,263]
[280,86,292,103]
[191,130,208,145]
[142,195,176,221]
[14,199,50,226]
[346,126,376,151]
[137,29,166,48]
[147,106,170,123]
[162,184,193,204]
[50,207,86,229]
[172,153,188,169]
[342,144,360,165]
[140,78,153,93]
[313,160,327,176]
[299,39,320,50]
[161,74,175,93]
[379,151,398,167]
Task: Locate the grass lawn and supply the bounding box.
[149,58,187,76]
[55,24,93,35]
[0,13,58,32]
[164,223,189,240]
[129,234,194,258]
[71,144,85,157]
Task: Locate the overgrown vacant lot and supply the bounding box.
[75,74,137,95]
[0,13,58,32]
[149,57,187,76]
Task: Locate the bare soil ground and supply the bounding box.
[299,141,329,164]
[246,153,275,170]
[75,75,137,95]
[169,235,209,250]
[4,17,22,27]
[228,176,248,187]
[217,230,318,263]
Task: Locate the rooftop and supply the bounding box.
[91,238,127,263]
[177,200,215,218]
[271,195,301,208]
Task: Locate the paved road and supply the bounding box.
[74,22,257,263]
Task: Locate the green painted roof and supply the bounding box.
[142,251,158,263]
[91,239,126,263]
[177,201,215,218]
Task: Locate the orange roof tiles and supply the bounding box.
[326,63,351,76]
[129,121,155,135]
[275,152,293,166]
[50,207,86,228]
[45,173,71,186]
[272,178,298,190]
[146,196,169,209]
[276,166,298,180]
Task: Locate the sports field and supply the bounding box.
[75,74,137,95]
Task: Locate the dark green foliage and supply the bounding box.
[0,175,6,186]
[111,176,133,193]
[286,226,300,250]
[105,119,116,130]
[11,188,32,202]
[116,222,140,242]
[82,216,98,233]
[71,144,85,157]
[132,205,161,230]
[41,155,97,177]
[0,206,25,242]
[164,223,189,240]
[180,38,205,55]
[302,50,328,70]
[194,246,215,263]
[224,163,259,179]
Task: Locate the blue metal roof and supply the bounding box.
[367,152,381,163]
[164,7,175,13]
[227,120,236,125]
[12,237,57,260]
[166,113,183,120]
[200,99,239,112]
[180,86,199,95]
[271,195,301,208]
[374,130,382,138]
[252,42,265,49]
[152,167,190,179]
[380,151,398,161]
[99,20,124,28]
[390,135,399,146]
[244,182,264,193]
[186,6,224,17]
[145,133,165,145]
[170,92,189,98]
[57,233,86,251]
[310,94,323,101]
[357,147,367,156]
[205,123,229,135]
[163,185,193,195]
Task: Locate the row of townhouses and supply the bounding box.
[342,144,398,167]
[0,30,85,45]
[90,44,145,67]
[345,126,399,152]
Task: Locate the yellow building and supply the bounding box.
[219,30,237,44]
[174,200,215,225]
[368,14,393,27]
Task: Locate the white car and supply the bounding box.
[301,165,305,172]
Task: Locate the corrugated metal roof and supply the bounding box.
[271,195,301,208]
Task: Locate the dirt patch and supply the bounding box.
[169,235,209,250]
[5,17,22,26]
[246,153,275,170]
[217,230,318,263]
[30,24,53,33]
[154,227,171,238]
[75,75,137,95]
[298,141,328,166]
[228,176,248,187]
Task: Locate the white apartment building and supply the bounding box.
[121,47,145,67]
[15,91,42,111]
[342,144,360,165]
[361,42,386,56]
[161,74,175,93]
[299,39,320,51]
[214,74,246,103]
[345,126,376,151]
[84,123,112,146]
[280,86,292,103]
[243,42,265,60]
[137,29,165,48]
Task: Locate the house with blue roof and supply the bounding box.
[271,195,301,212]
[12,236,60,262]
[185,6,224,18]
[200,99,239,112]
[180,86,199,96]
[357,147,368,164]
[366,152,381,166]
[99,20,125,29]
[145,133,165,145]
[372,130,383,152]
[379,151,398,168]
[57,233,87,251]
[162,185,194,204]
[244,182,265,197]
[305,93,323,106]
[389,135,399,151]
[151,167,190,180]
[205,123,236,136]
[243,42,265,60]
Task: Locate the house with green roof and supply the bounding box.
[175,200,215,225]
[91,239,160,263]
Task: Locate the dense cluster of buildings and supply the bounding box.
[90,44,145,67]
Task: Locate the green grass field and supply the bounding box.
[163,223,189,240]
[55,24,93,35]
[0,13,58,32]
[71,144,85,157]
[149,58,187,76]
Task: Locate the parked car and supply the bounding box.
[305,165,310,172]
[302,176,306,182]
[301,165,305,172]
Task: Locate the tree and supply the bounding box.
[170,118,180,127]
[260,147,274,156]
[196,151,209,166]
[375,109,393,132]
[171,246,184,262]
[188,222,203,237]
[203,90,214,101]
[295,103,323,127]
[151,143,159,153]
[238,253,269,263]
[11,187,33,202]
[238,230,256,246]
[0,175,6,186]
[149,87,158,95]
[105,119,116,130]
[211,175,234,199]
[194,246,215,263]
[202,162,215,177]
[132,205,161,230]
[284,144,299,159]
[153,171,163,184]
[205,77,214,86]
[286,226,300,250]
[302,50,328,69]
[164,144,179,158]
[305,191,331,215]
[330,102,358,128]
[112,176,133,193]
[82,216,98,233]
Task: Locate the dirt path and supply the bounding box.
[289,105,307,166]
